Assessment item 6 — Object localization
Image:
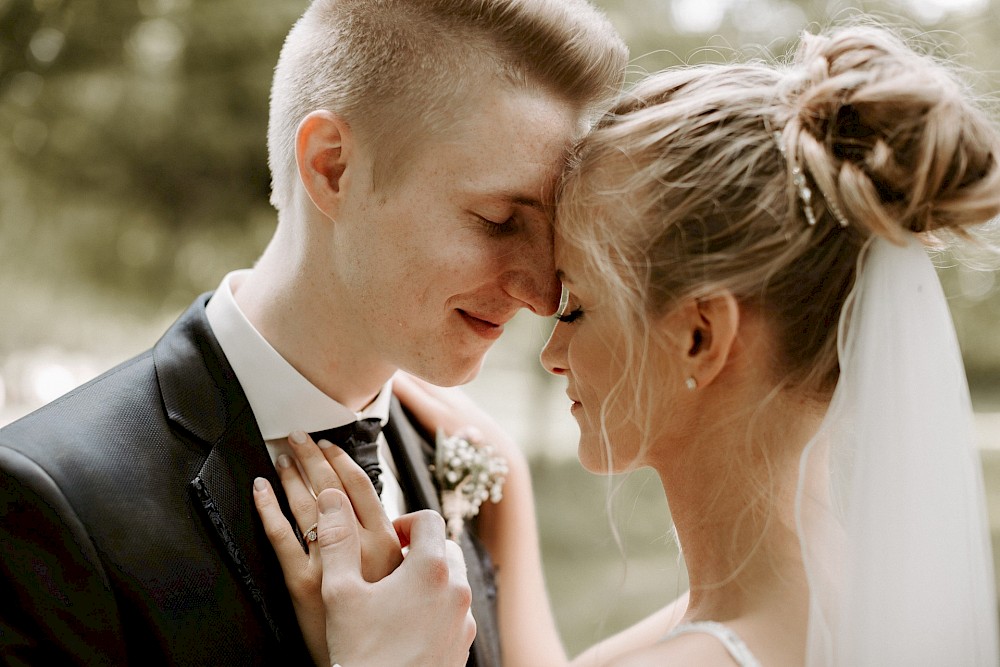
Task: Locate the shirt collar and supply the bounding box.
[205,270,391,441]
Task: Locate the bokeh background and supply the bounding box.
[2,0,1000,656]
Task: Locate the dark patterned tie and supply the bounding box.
[309,418,384,496]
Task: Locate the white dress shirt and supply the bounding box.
[205,270,407,521]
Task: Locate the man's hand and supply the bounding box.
[318,490,476,667]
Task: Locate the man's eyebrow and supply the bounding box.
[511,196,547,212]
[475,191,551,211]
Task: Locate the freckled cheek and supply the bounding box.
[435,245,511,293]
[466,240,511,267]
[386,258,436,314]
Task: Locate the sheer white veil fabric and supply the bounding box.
[796,235,999,666]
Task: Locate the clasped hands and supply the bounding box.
[252,426,476,667]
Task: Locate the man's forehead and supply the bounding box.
[439,85,578,183]
[553,238,584,276]
[468,189,555,211]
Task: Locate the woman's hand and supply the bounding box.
[253,431,404,664]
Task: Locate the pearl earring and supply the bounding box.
[685,377,697,390]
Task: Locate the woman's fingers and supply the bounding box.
[320,443,404,581]
[275,452,321,540]
[286,429,389,534]
[316,489,363,585]
[252,477,307,569]
[321,441,389,532]
[286,430,390,533]
[282,431,402,582]
[287,430,346,497]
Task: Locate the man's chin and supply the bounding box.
[406,354,487,388]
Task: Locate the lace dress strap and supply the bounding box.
[661,620,763,667]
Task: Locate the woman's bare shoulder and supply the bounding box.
[570,593,689,667]
[612,631,742,667]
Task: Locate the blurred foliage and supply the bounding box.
[1,0,1000,389]
[532,460,684,656]
[0,0,307,351]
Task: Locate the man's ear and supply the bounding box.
[664,292,740,389]
[295,110,353,219]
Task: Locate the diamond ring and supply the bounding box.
[304,522,318,543]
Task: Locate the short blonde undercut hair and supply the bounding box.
[267,0,628,210]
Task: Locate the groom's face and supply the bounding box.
[332,84,574,385]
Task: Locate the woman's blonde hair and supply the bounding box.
[266,0,628,210]
[559,25,1000,418]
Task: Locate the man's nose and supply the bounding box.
[523,267,561,316]
[501,237,561,316]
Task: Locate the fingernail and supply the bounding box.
[289,430,307,444]
[317,438,333,449]
[253,477,267,492]
[277,454,291,468]
[318,490,342,513]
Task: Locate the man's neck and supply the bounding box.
[231,259,393,412]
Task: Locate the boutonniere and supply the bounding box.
[432,427,508,540]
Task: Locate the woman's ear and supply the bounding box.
[295,110,353,219]
[663,292,740,389]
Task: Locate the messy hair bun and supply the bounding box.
[782,27,1000,240]
[558,24,1000,400]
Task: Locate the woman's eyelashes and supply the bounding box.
[556,306,583,324]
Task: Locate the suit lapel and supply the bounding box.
[384,397,441,513]
[154,295,306,656]
[190,406,289,642]
[459,533,502,667]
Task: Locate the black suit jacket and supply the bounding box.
[0,295,500,666]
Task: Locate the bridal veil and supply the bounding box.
[796,234,999,665]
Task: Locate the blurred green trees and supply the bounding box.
[2,0,999,389]
[1,0,306,352]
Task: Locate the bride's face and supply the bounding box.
[540,242,650,473]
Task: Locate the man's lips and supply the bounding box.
[458,310,505,340]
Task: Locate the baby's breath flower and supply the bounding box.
[433,428,508,539]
